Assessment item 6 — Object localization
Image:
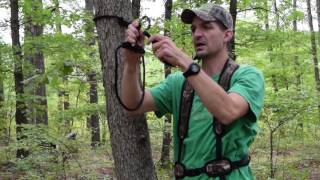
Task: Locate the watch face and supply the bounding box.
[191,64,200,72]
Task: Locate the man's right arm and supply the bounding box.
[121,21,157,115]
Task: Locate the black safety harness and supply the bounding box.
[173,59,250,180]
[94,15,250,179]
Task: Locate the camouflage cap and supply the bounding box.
[181,3,233,30]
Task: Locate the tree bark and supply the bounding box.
[0,48,5,143]
[307,0,320,121]
[228,0,237,60]
[316,0,320,45]
[132,0,140,19]
[85,0,101,148]
[160,0,172,168]
[54,0,71,133]
[93,0,155,179]
[10,0,29,158]
[293,0,301,90]
[24,0,48,125]
[265,0,278,92]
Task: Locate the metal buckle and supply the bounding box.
[205,159,232,177]
[173,163,185,178]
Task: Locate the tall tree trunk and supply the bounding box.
[54,0,71,133]
[293,0,301,90]
[85,0,100,148]
[160,0,172,168]
[316,0,320,45]
[307,0,320,121]
[10,0,29,158]
[266,0,278,92]
[228,0,237,60]
[24,0,48,125]
[132,0,140,19]
[93,0,155,179]
[274,0,288,89]
[0,49,5,143]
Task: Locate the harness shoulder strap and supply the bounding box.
[177,80,194,162]
[216,58,239,180]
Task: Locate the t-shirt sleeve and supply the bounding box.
[149,74,175,118]
[228,66,265,120]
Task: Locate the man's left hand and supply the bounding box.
[149,35,193,71]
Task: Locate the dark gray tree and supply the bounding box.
[85,0,100,148]
[293,0,301,89]
[228,0,237,60]
[93,0,156,179]
[10,0,29,158]
[160,0,172,168]
[307,0,320,121]
[24,0,48,125]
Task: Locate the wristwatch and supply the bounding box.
[183,62,200,78]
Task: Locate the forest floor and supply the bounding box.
[0,122,319,179]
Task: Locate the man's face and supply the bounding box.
[191,17,231,59]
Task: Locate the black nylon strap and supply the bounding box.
[93,15,131,27]
[176,156,250,178]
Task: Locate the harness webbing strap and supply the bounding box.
[216,59,239,180]
[177,80,194,162]
[93,15,131,27]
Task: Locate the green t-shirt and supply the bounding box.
[150,65,265,180]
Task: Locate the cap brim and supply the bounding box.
[181,9,215,24]
[181,9,196,24]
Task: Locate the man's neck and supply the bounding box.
[201,50,229,77]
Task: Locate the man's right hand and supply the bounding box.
[124,20,145,62]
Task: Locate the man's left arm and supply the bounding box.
[149,35,264,125]
[185,67,264,125]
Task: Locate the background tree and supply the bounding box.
[23,0,48,125]
[159,0,172,168]
[10,0,29,158]
[84,0,100,148]
[307,0,320,122]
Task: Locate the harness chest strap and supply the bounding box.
[174,59,249,179]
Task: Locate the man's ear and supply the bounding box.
[223,29,233,43]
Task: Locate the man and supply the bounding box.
[121,3,264,180]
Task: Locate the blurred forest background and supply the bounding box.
[0,0,319,179]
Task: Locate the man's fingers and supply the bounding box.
[149,35,167,43]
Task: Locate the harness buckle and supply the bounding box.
[173,163,185,178]
[205,159,232,177]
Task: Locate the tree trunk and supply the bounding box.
[54,0,71,133]
[24,0,48,125]
[228,0,237,60]
[85,0,101,148]
[132,0,140,19]
[0,49,5,143]
[316,0,320,45]
[307,0,320,121]
[293,0,301,90]
[265,0,278,92]
[10,0,29,158]
[160,0,172,168]
[270,131,274,178]
[93,0,155,179]
[274,0,288,90]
